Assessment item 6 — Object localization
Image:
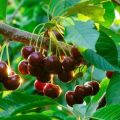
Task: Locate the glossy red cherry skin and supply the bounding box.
[28,64,43,76]
[21,46,35,59]
[106,71,113,79]
[83,85,93,96]
[44,55,62,74]
[71,46,82,59]
[74,85,85,103]
[62,57,76,71]
[18,60,28,74]
[71,46,84,66]
[28,52,44,67]
[53,30,63,41]
[86,81,100,95]
[0,61,8,82]
[34,80,47,93]
[36,71,51,83]
[43,83,61,99]
[58,71,73,83]
[3,74,21,90]
[65,91,77,107]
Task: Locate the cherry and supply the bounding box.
[21,46,35,59]
[0,61,8,82]
[3,74,21,90]
[36,71,51,83]
[53,30,63,41]
[71,46,82,59]
[62,57,76,71]
[74,85,85,103]
[106,71,113,79]
[65,91,77,107]
[71,46,84,66]
[84,85,93,96]
[43,83,61,99]
[28,52,44,67]
[44,55,62,74]
[44,30,63,41]
[58,70,73,83]
[34,80,47,93]
[28,64,43,76]
[86,81,100,95]
[18,60,28,74]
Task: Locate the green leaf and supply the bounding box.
[83,49,120,71]
[65,1,105,22]
[0,114,51,120]
[49,0,80,16]
[102,1,115,27]
[96,31,118,66]
[93,105,120,120]
[100,26,120,66]
[0,0,7,20]
[0,92,57,117]
[106,73,120,105]
[64,20,99,50]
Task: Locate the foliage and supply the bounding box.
[0,0,120,120]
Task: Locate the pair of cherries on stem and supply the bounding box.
[0,61,21,90]
[34,80,61,99]
[66,81,100,107]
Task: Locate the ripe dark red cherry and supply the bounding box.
[28,64,43,76]
[86,81,100,95]
[18,60,28,74]
[71,46,84,66]
[43,83,61,99]
[71,46,82,59]
[53,30,63,41]
[44,55,62,74]
[62,57,76,71]
[28,52,44,67]
[74,85,85,103]
[34,80,47,93]
[21,46,35,59]
[0,61,8,82]
[66,91,77,107]
[3,74,21,90]
[58,71,73,83]
[84,85,93,96]
[106,71,113,79]
[36,71,51,83]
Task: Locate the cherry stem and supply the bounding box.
[50,74,54,84]
[35,25,45,51]
[6,43,11,67]
[0,43,6,61]
[30,23,45,46]
[48,32,52,56]
[91,65,94,81]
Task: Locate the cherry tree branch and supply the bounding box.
[0,23,71,54]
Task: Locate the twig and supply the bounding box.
[0,23,71,54]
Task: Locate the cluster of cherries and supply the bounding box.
[18,45,83,99]
[0,61,21,90]
[66,81,100,107]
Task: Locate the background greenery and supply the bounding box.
[0,0,120,120]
